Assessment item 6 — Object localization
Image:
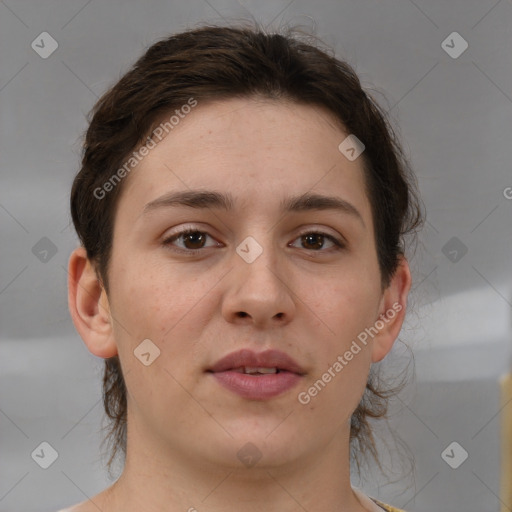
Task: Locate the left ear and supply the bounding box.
[371,254,412,363]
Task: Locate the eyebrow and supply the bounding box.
[143,189,365,227]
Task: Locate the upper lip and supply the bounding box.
[207,349,306,375]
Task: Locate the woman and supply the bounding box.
[63,23,423,512]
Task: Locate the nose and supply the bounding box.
[220,238,295,328]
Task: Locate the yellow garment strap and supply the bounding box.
[501,373,512,512]
[371,498,406,512]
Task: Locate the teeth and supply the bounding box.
[243,367,278,374]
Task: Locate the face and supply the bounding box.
[96,97,403,471]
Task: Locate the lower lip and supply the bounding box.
[210,370,302,400]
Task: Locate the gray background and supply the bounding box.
[1,1,511,511]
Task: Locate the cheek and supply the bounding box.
[107,259,208,414]
[298,351,371,428]
[319,274,382,339]
[302,274,379,394]
[111,251,169,317]
[109,255,214,362]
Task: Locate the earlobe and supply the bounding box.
[371,254,412,363]
[67,247,118,359]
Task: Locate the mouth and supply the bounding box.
[229,367,282,374]
[206,349,305,400]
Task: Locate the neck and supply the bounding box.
[100,418,368,512]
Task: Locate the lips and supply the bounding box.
[207,349,306,375]
[207,349,305,400]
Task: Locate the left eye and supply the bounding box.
[162,228,344,253]
[290,231,344,251]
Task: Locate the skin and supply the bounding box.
[67,97,411,512]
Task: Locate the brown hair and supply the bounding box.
[70,21,424,476]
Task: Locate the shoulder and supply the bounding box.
[56,484,116,512]
[54,502,93,512]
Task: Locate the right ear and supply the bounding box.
[67,247,118,358]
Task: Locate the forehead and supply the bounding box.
[115,97,372,227]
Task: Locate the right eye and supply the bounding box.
[162,227,221,254]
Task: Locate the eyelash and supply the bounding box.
[162,227,345,255]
